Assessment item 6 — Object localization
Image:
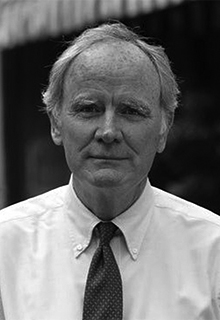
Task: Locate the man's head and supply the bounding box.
[42,23,179,194]
[43,23,179,130]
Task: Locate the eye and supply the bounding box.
[119,103,146,118]
[79,104,99,113]
[70,102,102,117]
[121,106,142,116]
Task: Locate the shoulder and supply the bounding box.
[0,185,68,225]
[152,186,220,228]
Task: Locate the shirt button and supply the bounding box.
[76,244,83,251]
[132,248,138,254]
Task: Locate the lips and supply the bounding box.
[90,156,126,160]
[89,152,128,160]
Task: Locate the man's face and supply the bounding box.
[51,42,168,191]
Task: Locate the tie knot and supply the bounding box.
[97,222,117,246]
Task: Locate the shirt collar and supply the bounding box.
[64,176,155,260]
[64,177,100,258]
[113,180,155,260]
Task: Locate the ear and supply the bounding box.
[157,112,172,154]
[49,114,63,146]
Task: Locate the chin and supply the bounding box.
[89,170,126,188]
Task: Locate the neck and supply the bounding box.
[72,178,147,220]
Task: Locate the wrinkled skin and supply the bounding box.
[50,42,168,219]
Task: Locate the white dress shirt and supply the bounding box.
[0,177,220,320]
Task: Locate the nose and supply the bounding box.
[94,109,122,144]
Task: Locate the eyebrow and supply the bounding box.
[69,95,152,115]
[120,98,152,114]
[69,95,99,106]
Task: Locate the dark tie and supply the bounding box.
[82,222,123,320]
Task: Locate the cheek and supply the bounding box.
[127,123,161,155]
[61,119,93,151]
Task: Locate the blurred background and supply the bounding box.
[0,0,220,214]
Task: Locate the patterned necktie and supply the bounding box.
[82,222,123,320]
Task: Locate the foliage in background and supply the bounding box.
[150,88,220,214]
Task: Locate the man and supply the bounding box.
[0,23,220,320]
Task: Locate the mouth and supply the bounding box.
[89,155,127,161]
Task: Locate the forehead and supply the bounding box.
[63,41,160,99]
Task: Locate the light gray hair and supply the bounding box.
[42,22,179,127]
